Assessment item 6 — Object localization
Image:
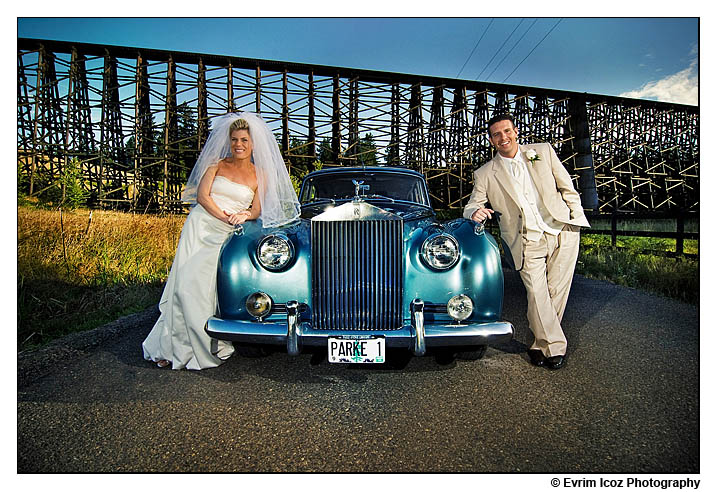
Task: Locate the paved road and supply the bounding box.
[18,271,699,473]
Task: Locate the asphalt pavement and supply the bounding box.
[17,271,699,473]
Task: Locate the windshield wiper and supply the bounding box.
[365,194,395,203]
[303,197,336,206]
[401,208,434,220]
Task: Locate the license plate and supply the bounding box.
[328,336,385,363]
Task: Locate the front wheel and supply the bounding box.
[455,345,487,360]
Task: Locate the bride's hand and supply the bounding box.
[224,210,251,225]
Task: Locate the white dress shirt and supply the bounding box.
[499,151,564,241]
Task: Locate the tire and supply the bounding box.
[234,343,271,358]
[455,345,487,361]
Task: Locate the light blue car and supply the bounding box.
[206,166,513,364]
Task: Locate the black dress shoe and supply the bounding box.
[527,349,546,367]
[545,355,566,370]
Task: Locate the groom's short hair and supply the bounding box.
[487,113,516,134]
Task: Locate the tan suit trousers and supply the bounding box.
[519,225,581,357]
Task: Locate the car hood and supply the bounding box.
[300,200,434,221]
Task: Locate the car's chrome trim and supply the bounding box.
[286,300,301,356]
[206,308,514,354]
[256,233,295,272]
[420,233,461,271]
[311,217,403,331]
[411,299,426,356]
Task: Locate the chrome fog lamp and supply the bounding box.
[257,234,294,271]
[447,294,473,322]
[246,292,273,320]
[421,233,460,270]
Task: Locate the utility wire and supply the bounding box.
[502,18,563,83]
[476,18,525,81]
[485,18,538,81]
[456,19,494,79]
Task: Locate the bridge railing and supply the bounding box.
[584,211,699,257]
[18,38,698,215]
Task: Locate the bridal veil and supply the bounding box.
[181,112,300,228]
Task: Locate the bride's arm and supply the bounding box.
[224,185,260,225]
[247,183,262,220]
[196,165,232,223]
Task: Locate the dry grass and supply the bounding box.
[17,205,185,350]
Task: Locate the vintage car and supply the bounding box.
[205,166,513,363]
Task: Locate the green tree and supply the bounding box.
[176,102,198,183]
[357,133,378,166]
[59,158,90,209]
[288,136,315,176]
[290,160,323,197]
[385,137,400,166]
[33,158,89,209]
[17,162,28,199]
[318,137,333,164]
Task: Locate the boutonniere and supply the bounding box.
[525,149,540,163]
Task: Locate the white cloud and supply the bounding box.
[620,58,698,106]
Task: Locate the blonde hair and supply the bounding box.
[229,118,250,135]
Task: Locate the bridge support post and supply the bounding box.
[568,95,599,211]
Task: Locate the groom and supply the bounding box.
[463,113,590,370]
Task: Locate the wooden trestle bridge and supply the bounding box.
[18,38,698,215]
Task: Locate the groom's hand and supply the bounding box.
[471,207,494,222]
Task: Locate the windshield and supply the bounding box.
[300,171,430,207]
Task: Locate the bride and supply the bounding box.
[142,112,300,370]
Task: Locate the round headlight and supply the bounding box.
[421,233,460,270]
[246,292,273,320]
[447,294,474,322]
[257,234,294,271]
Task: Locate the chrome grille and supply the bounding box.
[311,219,403,330]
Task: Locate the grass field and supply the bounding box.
[576,234,698,305]
[17,205,185,351]
[16,205,699,351]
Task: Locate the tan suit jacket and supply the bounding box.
[463,143,590,271]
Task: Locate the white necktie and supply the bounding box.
[511,158,522,179]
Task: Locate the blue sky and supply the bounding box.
[17,17,699,105]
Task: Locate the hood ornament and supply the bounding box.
[352,179,370,200]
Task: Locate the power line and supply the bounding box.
[475,18,525,81]
[456,19,494,79]
[485,18,538,81]
[502,18,563,83]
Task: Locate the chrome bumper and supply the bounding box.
[206,299,514,356]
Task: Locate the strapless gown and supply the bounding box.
[142,176,255,370]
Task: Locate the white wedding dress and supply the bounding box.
[142,176,255,370]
